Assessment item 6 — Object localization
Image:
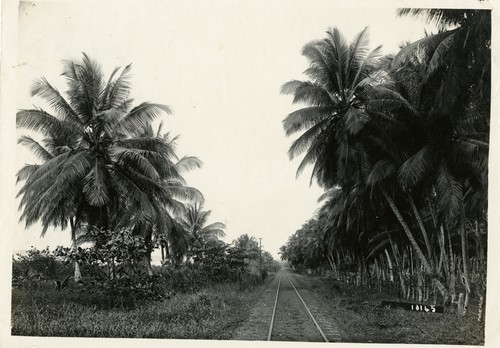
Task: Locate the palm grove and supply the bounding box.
[279,9,489,318]
[15,54,276,292]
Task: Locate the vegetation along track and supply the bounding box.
[267,272,341,342]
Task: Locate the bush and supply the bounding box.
[12,232,272,310]
[239,272,264,290]
[12,247,73,288]
[155,265,207,293]
[76,273,174,309]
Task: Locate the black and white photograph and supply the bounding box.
[1,0,498,347]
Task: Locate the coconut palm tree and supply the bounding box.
[165,201,225,264]
[17,131,86,279]
[390,10,489,309]
[121,123,204,273]
[233,234,260,260]
[16,54,190,278]
[177,201,226,250]
[281,16,490,316]
[281,27,416,189]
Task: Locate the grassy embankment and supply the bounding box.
[11,280,269,338]
[304,275,484,345]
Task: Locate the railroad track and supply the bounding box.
[267,274,335,342]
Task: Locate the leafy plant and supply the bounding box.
[12,247,72,287]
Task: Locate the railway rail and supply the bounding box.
[267,274,331,342]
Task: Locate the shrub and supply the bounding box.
[12,247,73,288]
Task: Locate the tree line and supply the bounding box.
[15,54,276,291]
[279,9,489,319]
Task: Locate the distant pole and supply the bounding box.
[259,238,262,274]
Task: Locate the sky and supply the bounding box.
[3,0,500,347]
[8,0,478,261]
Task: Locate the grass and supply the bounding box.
[11,282,262,338]
[13,272,484,344]
[304,275,485,345]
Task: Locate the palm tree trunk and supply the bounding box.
[474,219,485,262]
[447,226,457,304]
[145,255,153,276]
[417,260,423,302]
[408,194,434,270]
[381,188,447,297]
[326,252,338,278]
[388,234,406,297]
[69,218,81,282]
[473,219,486,322]
[382,188,431,272]
[460,199,471,315]
[437,224,448,276]
[384,248,394,282]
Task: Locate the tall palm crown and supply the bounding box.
[281,27,409,189]
[177,202,226,249]
[17,54,177,235]
[388,9,490,224]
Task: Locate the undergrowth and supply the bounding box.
[11,282,258,338]
[315,276,485,345]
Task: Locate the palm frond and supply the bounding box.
[118,102,172,136]
[325,27,349,88]
[201,222,226,239]
[106,63,132,109]
[367,239,390,260]
[436,163,462,225]
[101,66,121,106]
[16,109,78,137]
[350,45,382,90]
[365,86,418,115]
[302,42,338,92]
[80,52,104,111]
[427,31,457,75]
[281,80,334,107]
[174,156,203,173]
[398,145,433,190]
[110,168,155,223]
[31,77,81,126]
[18,135,53,161]
[115,138,177,162]
[346,27,370,79]
[203,222,226,231]
[82,158,110,207]
[16,164,40,183]
[18,152,71,197]
[390,31,452,69]
[288,119,329,160]
[62,56,98,122]
[397,9,473,29]
[283,106,333,137]
[112,147,161,180]
[165,186,204,204]
[344,107,369,135]
[52,150,94,188]
[366,159,395,186]
[98,107,127,135]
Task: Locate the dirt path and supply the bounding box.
[231,267,346,342]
